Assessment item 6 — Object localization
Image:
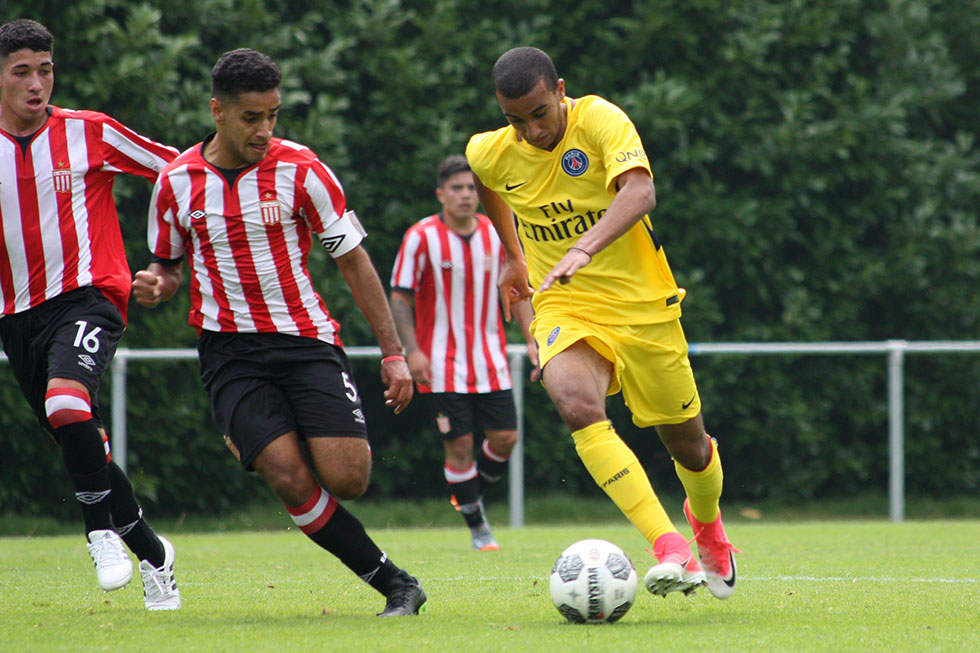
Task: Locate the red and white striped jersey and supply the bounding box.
[0,106,177,318]
[148,136,363,345]
[390,213,511,393]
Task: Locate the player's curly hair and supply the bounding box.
[210,48,281,102]
[436,154,470,188]
[0,19,53,59]
[492,46,558,99]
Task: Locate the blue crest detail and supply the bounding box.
[561,149,589,177]
[547,327,561,346]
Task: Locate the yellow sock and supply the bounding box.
[674,436,723,523]
[572,420,676,546]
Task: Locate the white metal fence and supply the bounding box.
[9,340,980,525]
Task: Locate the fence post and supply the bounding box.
[508,350,526,528]
[110,350,128,474]
[887,340,907,523]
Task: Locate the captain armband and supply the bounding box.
[318,210,368,258]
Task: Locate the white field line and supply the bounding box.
[188,575,978,586]
[746,575,980,584]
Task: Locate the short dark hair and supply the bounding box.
[0,19,53,60]
[492,47,558,99]
[436,154,470,188]
[210,48,281,102]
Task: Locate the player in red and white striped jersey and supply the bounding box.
[145,126,348,343]
[0,19,180,609]
[133,48,425,616]
[390,154,537,551]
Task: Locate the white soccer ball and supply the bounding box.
[549,538,638,624]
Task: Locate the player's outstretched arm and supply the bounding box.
[473,172,533,322]
[132,262,182,308]
[539,168,656,291]
[335,245,413,414]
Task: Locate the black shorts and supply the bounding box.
[0,287,124,437]
[198,331,369,470]
[422,390,517,441]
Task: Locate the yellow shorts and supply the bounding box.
[531,315,701,427]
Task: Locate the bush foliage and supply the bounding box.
[2,0,978,518]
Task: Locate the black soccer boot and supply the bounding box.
[377,570,427,617]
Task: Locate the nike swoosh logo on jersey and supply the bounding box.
[505,181,527,191]
[682,393,696,410]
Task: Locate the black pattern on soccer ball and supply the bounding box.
[555,553,584,582]
[558,603,586,623]
[605,552,633,581]
[606,600,633,623]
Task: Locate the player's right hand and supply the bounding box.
[132,269,163,308]
[381,359,413,414]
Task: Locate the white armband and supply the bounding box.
[318,210,367,258]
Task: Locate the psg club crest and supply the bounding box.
[52,162,72,194]
[260,192,281,225]
[547,326,561,346]
[561,149,589,177]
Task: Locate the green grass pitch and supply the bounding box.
[3,520,978,651]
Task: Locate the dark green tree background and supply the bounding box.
[2,0,978,517]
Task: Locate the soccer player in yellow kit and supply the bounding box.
[466,46,739,600]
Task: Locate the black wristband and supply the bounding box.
[569,246,592,262]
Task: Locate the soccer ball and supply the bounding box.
[549,539,638,624]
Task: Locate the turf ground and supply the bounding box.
[2,519,978,652]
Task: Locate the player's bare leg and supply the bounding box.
[542,342,703,596]
[256,432,426,615]
[443,434,497,550]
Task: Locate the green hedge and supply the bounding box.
[2,0,979,518]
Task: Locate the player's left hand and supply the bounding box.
[381,359,413,414]
[539,247,592,292]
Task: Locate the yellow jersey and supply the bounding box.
[466,95,683,325]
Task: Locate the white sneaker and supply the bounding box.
[139,536,181,610]
[87,530,133,591]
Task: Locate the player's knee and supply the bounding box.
[44,387,93,429]
[664,431,711,470]
[329,470,369,501]
[444,435,475,467]
[260,464,314,506]
[487,430,518,455]
[559,403,608,432]
[548,388,607,431]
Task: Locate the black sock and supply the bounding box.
[106,461,164,566]
[449,477,484,529]
[58,420,113,534]
[305,501,399,595]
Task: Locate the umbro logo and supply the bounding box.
[505,181,527,191]
[189,210,207,221]
[319,234,346,253]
